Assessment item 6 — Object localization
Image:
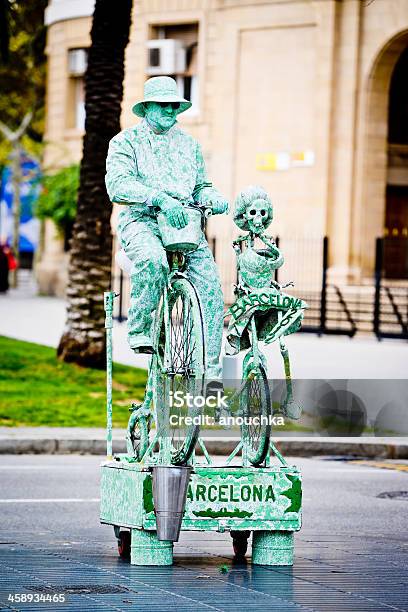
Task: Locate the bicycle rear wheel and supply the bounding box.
[154,277,205,465]
[240,363,271,466]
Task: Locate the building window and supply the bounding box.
[66,48,87,130]
[147,23,199,116]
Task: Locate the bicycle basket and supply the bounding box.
[157,206,203,253]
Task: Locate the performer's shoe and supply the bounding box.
[132,345,155,355]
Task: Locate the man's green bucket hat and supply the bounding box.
[132,76,192,117]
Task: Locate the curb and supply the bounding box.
[1,437,407,458]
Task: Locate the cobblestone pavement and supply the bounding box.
[0,455,407,611]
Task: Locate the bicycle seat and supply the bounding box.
[115,242,191,275]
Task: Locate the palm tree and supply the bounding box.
[58,0,133,368]
[0,0,9,64]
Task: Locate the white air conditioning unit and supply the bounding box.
[68,49,88,76]
[146,39,186,76]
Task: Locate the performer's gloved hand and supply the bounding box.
[210,197,230,215]
[201,193,229,215]
[153,193,189,229]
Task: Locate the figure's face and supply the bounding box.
[244,198,271,234]
[144,101,180,131]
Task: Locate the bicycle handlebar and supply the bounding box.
[189,201,213,221]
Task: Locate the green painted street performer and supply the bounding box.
[105,76,228,379]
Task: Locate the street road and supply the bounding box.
[0,455,407,611]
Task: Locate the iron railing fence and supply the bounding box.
[111,234,408,340]
[374,237,408,340]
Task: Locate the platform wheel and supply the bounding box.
[231,530,250,558]
[117,530,131,559]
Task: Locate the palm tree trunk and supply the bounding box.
[58,0,133,368]
[0,0,10,63]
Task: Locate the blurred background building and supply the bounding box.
[38,0,408,322]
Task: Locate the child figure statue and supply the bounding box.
[226,186,307,420]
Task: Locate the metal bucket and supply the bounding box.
[157,206,203,253]
[152,465,192,541]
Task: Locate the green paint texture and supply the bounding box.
[105,76,228,377]
[252,531,294,566]
[143,474,154,514]
[281,474,302,513]
[101,81,307,567]
[131,528,173,566]
[100,463,302,532]
[226,185,307,354]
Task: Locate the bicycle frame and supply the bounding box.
[100,190,304,568]
[106,205,305,467]
[125,250,207,465]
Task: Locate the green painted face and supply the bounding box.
[144,101,179,133]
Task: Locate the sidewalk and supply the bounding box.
[1,427,407,458]
[1,283,407,456]
[1,286,407,378]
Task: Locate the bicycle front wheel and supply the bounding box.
[154,277,205,465]
[240,363,271,466]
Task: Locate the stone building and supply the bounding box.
[38,0,408,297]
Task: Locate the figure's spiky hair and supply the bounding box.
[233,185,273,231]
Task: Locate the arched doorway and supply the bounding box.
[384,45,408,278]
[357,30,408,278]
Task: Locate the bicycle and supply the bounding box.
[117,196,307,468]
[103,188,307,563]
[225,194,308,468]
[126,203,211,466]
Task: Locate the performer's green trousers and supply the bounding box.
[118,218,224,379]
